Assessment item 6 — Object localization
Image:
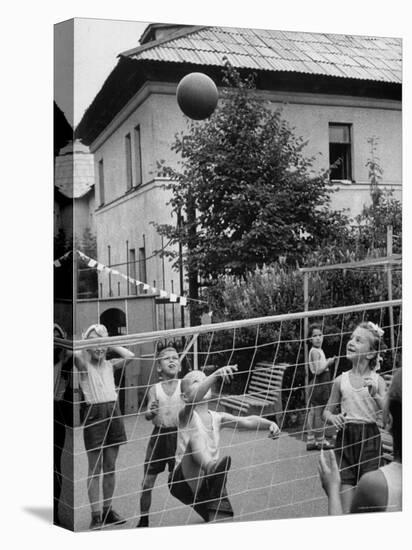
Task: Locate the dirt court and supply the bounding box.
[58,414,327,531]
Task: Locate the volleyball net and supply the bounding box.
[54,298,402,530]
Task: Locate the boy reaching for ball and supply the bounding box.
[168,365,281,522]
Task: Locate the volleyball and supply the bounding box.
[176,72,219,120]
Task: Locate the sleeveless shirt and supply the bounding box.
[175,410,221,466]
[340,370,380,423]
[153,380,182,427]
[78,359,118,404]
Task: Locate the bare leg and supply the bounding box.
[340,484,356,513]
[140,473,157,516]
[87,450,103,513]
[313,406,324,443]
[102,445,119,510]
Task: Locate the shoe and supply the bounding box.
[306,442,317,451]
[102,509,126,525]
[136,516,149,528]
[89,515,102,530]
[316,440,335,450]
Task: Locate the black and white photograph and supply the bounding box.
[53,14,403,533]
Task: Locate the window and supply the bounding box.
[134,125,142,187]
[98,159,105,205]
[139,246,147,293]
[329,123,352,181]
[129,248,137,295]
[125,133,133,190]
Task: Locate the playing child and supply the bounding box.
[74,323,135,529]
[137,346,184,528]
[306,324,337,451]
[169,365,281,522]
[323,321,386,513]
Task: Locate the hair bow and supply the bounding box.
[367,321,384,338]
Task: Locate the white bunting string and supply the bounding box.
[57,250,209,306]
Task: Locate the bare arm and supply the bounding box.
[220,412,280,438]
[110,346,135,368]
[179,365,238,425]
[144,386,158,421]
[318,450,343,515]
[73,350,88,373]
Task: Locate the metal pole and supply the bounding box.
[303,272,309,409]
[387,225,395,363]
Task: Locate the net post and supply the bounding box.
[303,271,309,407]
[193,334,199,370]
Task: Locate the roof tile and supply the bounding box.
[125,26,401,83]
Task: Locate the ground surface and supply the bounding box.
[58,414,328,531]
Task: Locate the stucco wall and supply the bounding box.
[90,84,401,306]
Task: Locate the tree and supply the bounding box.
[155,63,349,320]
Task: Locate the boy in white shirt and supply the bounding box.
[137,346,184,528]
[169,365,281,522]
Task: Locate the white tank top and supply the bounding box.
[153,380,182,427]
[340,370,380,423]
[380,462,402,512]
[78,359,118,404]
[175,410,221,465]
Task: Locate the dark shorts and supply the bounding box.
[308,372,332,407]
[168,462,234,522]
[144,426,177,475]
[335,422,382,486]
[82,401,127,452]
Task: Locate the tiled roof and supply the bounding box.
[55,140,95,199]
[123,26,401,83]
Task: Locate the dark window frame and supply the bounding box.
[329,123,353,182]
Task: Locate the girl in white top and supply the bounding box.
[169,366,281,522]
[323,321,387,513]
[319,368,402,514]
[74,324,135,530]
[138,346,183,528]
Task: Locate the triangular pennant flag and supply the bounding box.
[111,269,120,276]
[160,290,168,298]
[179,297,187,306]
[143,283,150,290]
[54,260,61,267]
[96,263,104,272]
[169,293,178,302]
[88,259,97,268]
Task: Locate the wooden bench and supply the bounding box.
[219,362,288,423]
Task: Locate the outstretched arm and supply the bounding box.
[220,413,280,438]
[179,365,238,425]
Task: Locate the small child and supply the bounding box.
[137,346,184,528]
[306,324,337,451]
[319,367,401,515]
[74,323,135,529]
[169,365,281,522]
[323,321,386,513]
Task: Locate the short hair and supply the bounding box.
[309,323,323,337]
[181,370,205,395]
[156,346,179,360]
[54,323,66,339]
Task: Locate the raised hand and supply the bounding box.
[318,449,341,495]
[216,364,238,383]
[268,422,281,439]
